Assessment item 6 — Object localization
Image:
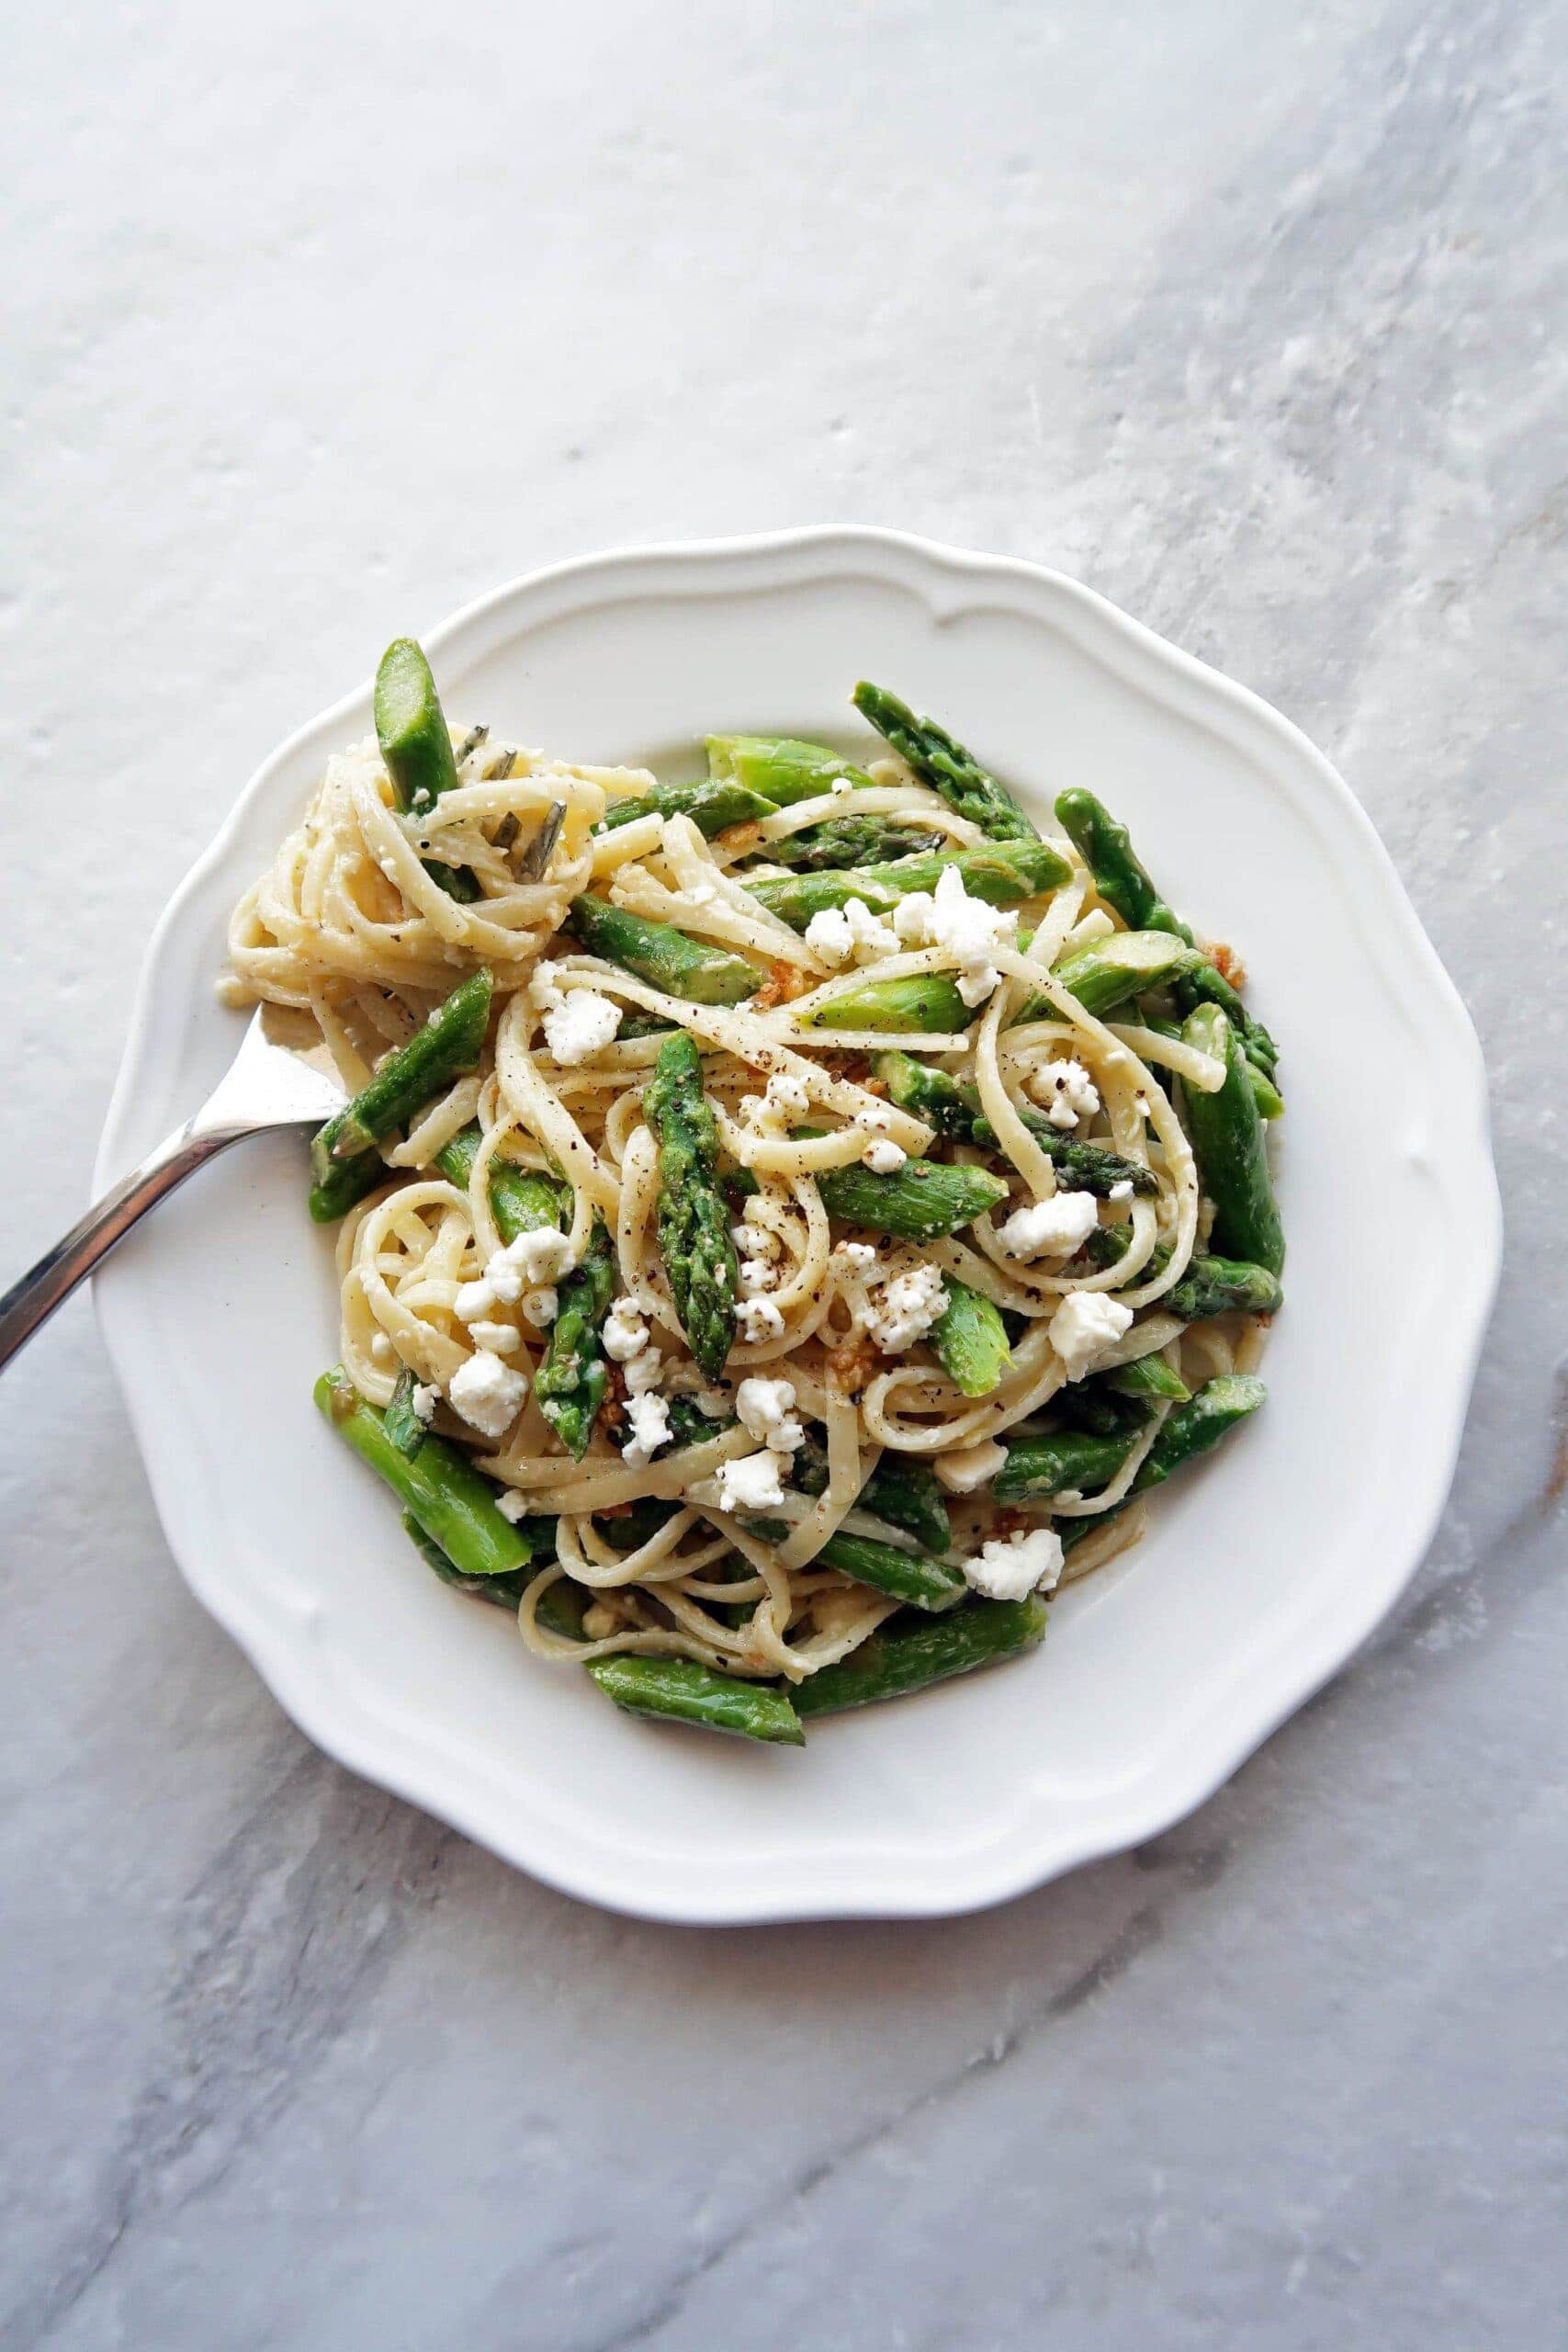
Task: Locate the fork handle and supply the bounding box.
[0,1124,246,1372]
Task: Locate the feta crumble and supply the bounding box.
[996,1192,1099,1260]
[496,1489,529,1524]
[519,1288,558,1329]
[862,1136,908,1175]
[620,1390,672,1467]
[370,1331,394,1366]
[1028,1057,1101,1130]
[737,1295,786,1341]
[736,1375,805,1453]
[964,1523,1064,1601]
[714,1447,788,1513]
[1109,1179,1134,1203]
[892,865,1019,1007]
[486,1226,576,1305]
[625,1344,665,1397]
[543,988,621,1065]
[1047,1290,1134,1380]
[468,1318,520,1353]
[448,1351,529,1439]
[803,897,898,968]
[934,1439,1008,1494]
[869,1262,949,1352]
[603,1296,650,1363]
[412,1382,440,1425]
[835,1239,877,1267]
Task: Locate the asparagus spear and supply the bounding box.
[314,1366,530,1577]
[1058,1374,1268,1550]
[931,1277,1011,1397]
[800,969,971,1033]
[403,1513,531,1609]
[1103,1353,1190,1405]
[994,1429,1138,1506]
[1139,1011,1281,1118]
[852,684,1039,842]
[535,1214,617,1459]
[1179,1006,1285,1274]
[1079,1222,1283,1321]
[755,817,940,871]
[586,1655,806,1745]
[706,734,876,804]
[374,638,480,900]
[746,838,1069,930]
[433,1122,566,1243]
[1054,787,1192,942]
[812,1530,968,1612]
[383,1366,428,1457]
[816,1157,1010,1240]
[308,968,494,1222]
[1026,931,1197,1021]
[566,895,760,1005]
[645,1033,739,1380]
[1054,787,1279,1076]
[790,1427,953,1552]
[874,1050,1157,1198]
[794,1595,1047,1716]
[599,779,775,838]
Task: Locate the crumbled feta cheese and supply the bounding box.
[468,1319,520,1353]
[869,1262,949,1352]
[736,1375,805,1453]
[862,1136,908,1175]
[805,898,897,967]
[739,1256,776,1295]
[603,1296,649,1363]
[737,1295,786,1341]
[835,1239,878,1267]
[625,1344,665,1397]
[620,1390,672,1467]
[412,1382,440,1425]
[455,1280,498,1322]
[934,1439,1008,1494]
[519,1288,558,1329]
[1109,1179,1134,1202]
[996,1192,1100,1260]
[370,1332,394,1365]
[714,1447,789,1512]
[1028,1057,1101,1130]
[543,988,621,1065]
[448,1351,529,1439]
[1047,1290,1134,1380]
[486,1226,576,1305]
[763,1072,810,1118]
[528,962,564,1012]
[892,866,1018,1007]
[496,1489,529,1523]
[733,1218,779,1261]
[965,1523,1064,1600]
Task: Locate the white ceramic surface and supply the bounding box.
[93,527,1500,1925]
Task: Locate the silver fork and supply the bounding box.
[0,1006,348,1370]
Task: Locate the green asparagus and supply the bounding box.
[314,1366,530,1577]
[599,779,776,837]
[746,838,1069,930]
[586,1654,805,1745]
[790,1428,953,1553]
[1076,1223,1282,1321]
[1102,1353,1190,1405]
[812,1530,968,1612]
[874,1049,1157,1198]
[800,969,971,1033]
[535,1214,617,1459]
[1054,787,1192,942]
[383,1366,428,1458]
[308,968,494,1221]
[1128,1374,1266,1495]
[993,1429,1137,1506]
[644,1033,739,1380]
[433,1122,567,1243]
[1039,931,1198,1020]
[815,1156,1010,1240]
[794,1596,1047,1716]
[1179,1006,1285,1274]
[566,894,759,1005]
[754,817,940,871]
[1054,787,1278,1076]
[852,683,1039,842]
[403,1513,532,1610]
[706,734,876,805]
[374,638,479,900]
[931,1277,1012,1397]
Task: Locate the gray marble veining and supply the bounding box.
[4,2,1564,2345]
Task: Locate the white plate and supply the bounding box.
[95,528,1500,1925]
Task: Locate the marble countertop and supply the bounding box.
[6,2,1564,2344]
